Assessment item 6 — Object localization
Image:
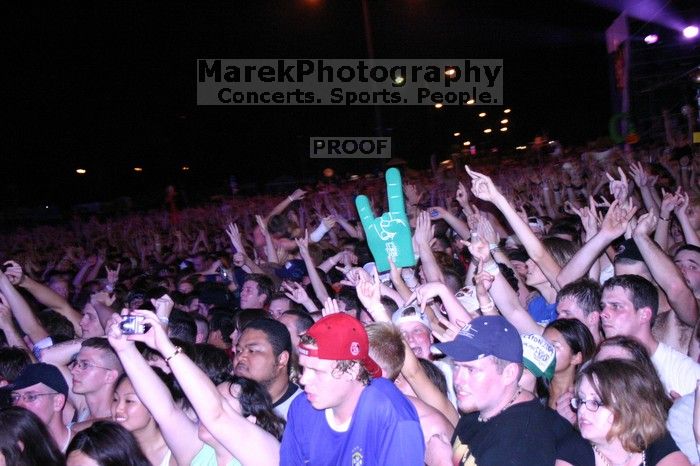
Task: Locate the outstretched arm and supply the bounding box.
[4,261,83,336]
[0,270,49,344]
[465,166,563,290]
[106,316,203,465]
[633,213,698,326]
[129,310,281,466]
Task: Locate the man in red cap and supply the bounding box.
[280,313,424,465]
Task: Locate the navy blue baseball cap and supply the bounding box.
[434,316,522,363]
[10,363,69,397]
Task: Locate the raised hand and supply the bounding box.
[629,161,651,188]
[413,211,435,247]
[606,167,631,203]
[456,181,472,212]
[127,309,172,352]
[475,216,499,245]
[570,196,599,238]
[288,189,306,202]
[633,212,658,238]
[2,261,24,286]
[321,216,337,230]
[294,230,311,259]
[473,260,495,295]
[600,199,638,239]
[355,168,415,272]
[255,215,269,236]
[462,236,491,263]
[91,291,116,307]
[321,297,342,317]
[150,294,175,320]
[659,188,681,219]
[427,206,447,220]
[466,165,502,204]
[282,281,311,305]
[356,269,382,316]
[106,312,136,353]
[225,222,245,253]
[673,190,690,218]
[105,263,121,286]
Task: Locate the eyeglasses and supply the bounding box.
[70,359,112,371]
[571,397,605,412]
[10,392,58,404]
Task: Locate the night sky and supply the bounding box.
[5,1,680,210]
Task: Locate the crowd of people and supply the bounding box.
[1,121,700,465]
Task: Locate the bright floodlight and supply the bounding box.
[644,34,658,44]
[453,132,461,136]
[504,108,511,113]
[466,99,475,105]
[484,128,492,134]
[435,103,443,109]
[76,168,86,174]
[683,26,699,39]
[478,112,486,117]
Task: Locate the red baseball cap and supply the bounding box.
[298,313,382,379]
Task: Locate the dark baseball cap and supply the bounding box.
[434,316,522,363]
[10,363,69,397]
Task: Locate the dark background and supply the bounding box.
[4,1,698,212]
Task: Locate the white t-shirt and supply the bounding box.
[651,341,700,396]
[667,393,700,464]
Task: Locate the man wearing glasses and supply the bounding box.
[10,362,72,452]
[68,337,123,422]
[424,316,587,466]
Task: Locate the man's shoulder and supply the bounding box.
[362,378,418,417]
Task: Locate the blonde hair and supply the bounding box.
[365,322,405,381]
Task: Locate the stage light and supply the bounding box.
[435,103,443,109]
[504,108,511,113]
[644,34,658,44]
[181,166,190,171]
[76,169,86,174]
[484,128,492,134]
[133,167,143,172]
[453,132,461,136]
[394,75,405,85]
[500,127,508,132]
[466,99,475,105]
[683,26,699,39]
[501,119,509,124]
[478,112,486,117]
[445,68,456,76]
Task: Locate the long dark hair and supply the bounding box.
[0,407,65,466]
[545,318,596,370]
[225,375,286,440]
[66,421,150,466]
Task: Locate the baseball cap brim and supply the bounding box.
[364,356,382,379]
[434,336,485,362]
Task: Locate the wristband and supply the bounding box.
[484,261,500,276]
[158,316,170,325]
[309,222,330,242]
[658,215,670,222]
[165,346,183,363]
[489,243,499,251]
